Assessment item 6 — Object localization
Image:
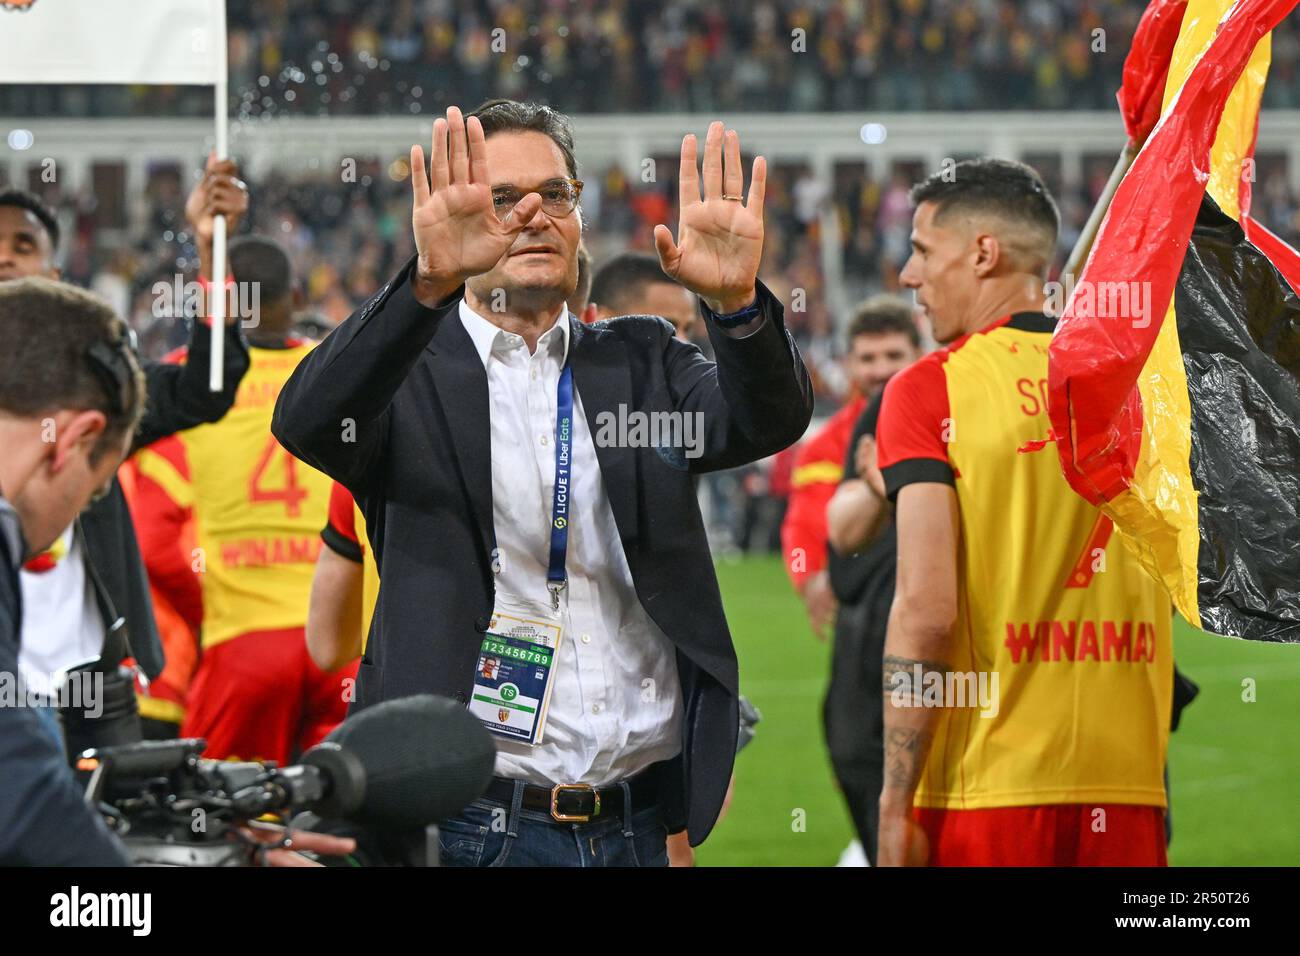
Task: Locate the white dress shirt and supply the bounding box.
[458,298,683,787]
[18,526,104,699]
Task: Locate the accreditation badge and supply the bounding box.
[468,594,563,745]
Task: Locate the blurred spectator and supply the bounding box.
[24,145,1300,409]
[9,2,1300,580]
[12,1,1300,118]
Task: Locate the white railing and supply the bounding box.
[10,110,1300,173]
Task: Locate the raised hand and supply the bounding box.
[185,153,248,302]
[654,122,766,315]
[409,106,543,306]
[185,152,248,249]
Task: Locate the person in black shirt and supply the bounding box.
[825,386,903,865]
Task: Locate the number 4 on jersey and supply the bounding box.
[248,435,309,517]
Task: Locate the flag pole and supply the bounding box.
[1059,140,1140,288]
[208,0,229,392]
[1058,0,1190,297]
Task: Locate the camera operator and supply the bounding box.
[0,278,144,864]
[0,280,357,866]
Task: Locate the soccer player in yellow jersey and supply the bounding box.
[874,160,1172,866]
[131,237,353,765]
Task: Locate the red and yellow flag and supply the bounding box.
[1117,0,1190,145]
[1049,0,1300,642]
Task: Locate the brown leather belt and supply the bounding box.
[483,762,665,823]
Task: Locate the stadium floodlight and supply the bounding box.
[859,122,888,145]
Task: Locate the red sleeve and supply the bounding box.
[875,355,956,502]
[320,481,363,562]
[121,438,203,634]
[779,405,858,589]
[767,445,797,498]
[780,474,833,589]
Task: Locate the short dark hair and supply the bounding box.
[0,277,145,461]
[0,189,60,250]
[847,295,920,349]
[229,236,293,305]
[468,99,578,179]
[588,252,676,314]
[910,158,1060,275]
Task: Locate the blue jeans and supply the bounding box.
[437,780,670,867]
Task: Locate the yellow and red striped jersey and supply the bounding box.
[877,312,1172,810]
[120,459,201,724]
[132,341,333,650]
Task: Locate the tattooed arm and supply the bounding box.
[877,482,960,867]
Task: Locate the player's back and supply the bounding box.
[178,341,333,649]
[878,312,1173,810]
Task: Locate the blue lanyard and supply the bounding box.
[547,362,574,610]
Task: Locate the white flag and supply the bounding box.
[0,0,226,86]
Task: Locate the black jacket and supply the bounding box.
[827,389,894,609]
[272,258,812,844]
[0,499,130,865]
[79,319,249,680]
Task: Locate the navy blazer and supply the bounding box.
[272,256,812,844]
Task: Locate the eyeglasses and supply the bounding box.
[491,178,584,222]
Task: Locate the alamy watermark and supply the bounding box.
[0,669,103,718]
[151,275,261,328]
[1044,274,1153,328]
[50,886,151,936]
[886,662,1000,719]
[593,406,705,459]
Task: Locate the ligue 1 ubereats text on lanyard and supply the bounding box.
[547,362,574,612]
[467,362,574,746]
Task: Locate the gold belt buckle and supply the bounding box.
[550,783,599,822]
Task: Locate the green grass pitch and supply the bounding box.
[695,556,1300,867]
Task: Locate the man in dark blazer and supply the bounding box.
[272,100,812,865]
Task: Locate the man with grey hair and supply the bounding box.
[274,99,812,866]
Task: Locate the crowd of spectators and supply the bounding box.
[20,149,1300,402]
[11,0,1300,552]
[10,0,1300,119]
[24,156,832,371]
[13,147,1300,551]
